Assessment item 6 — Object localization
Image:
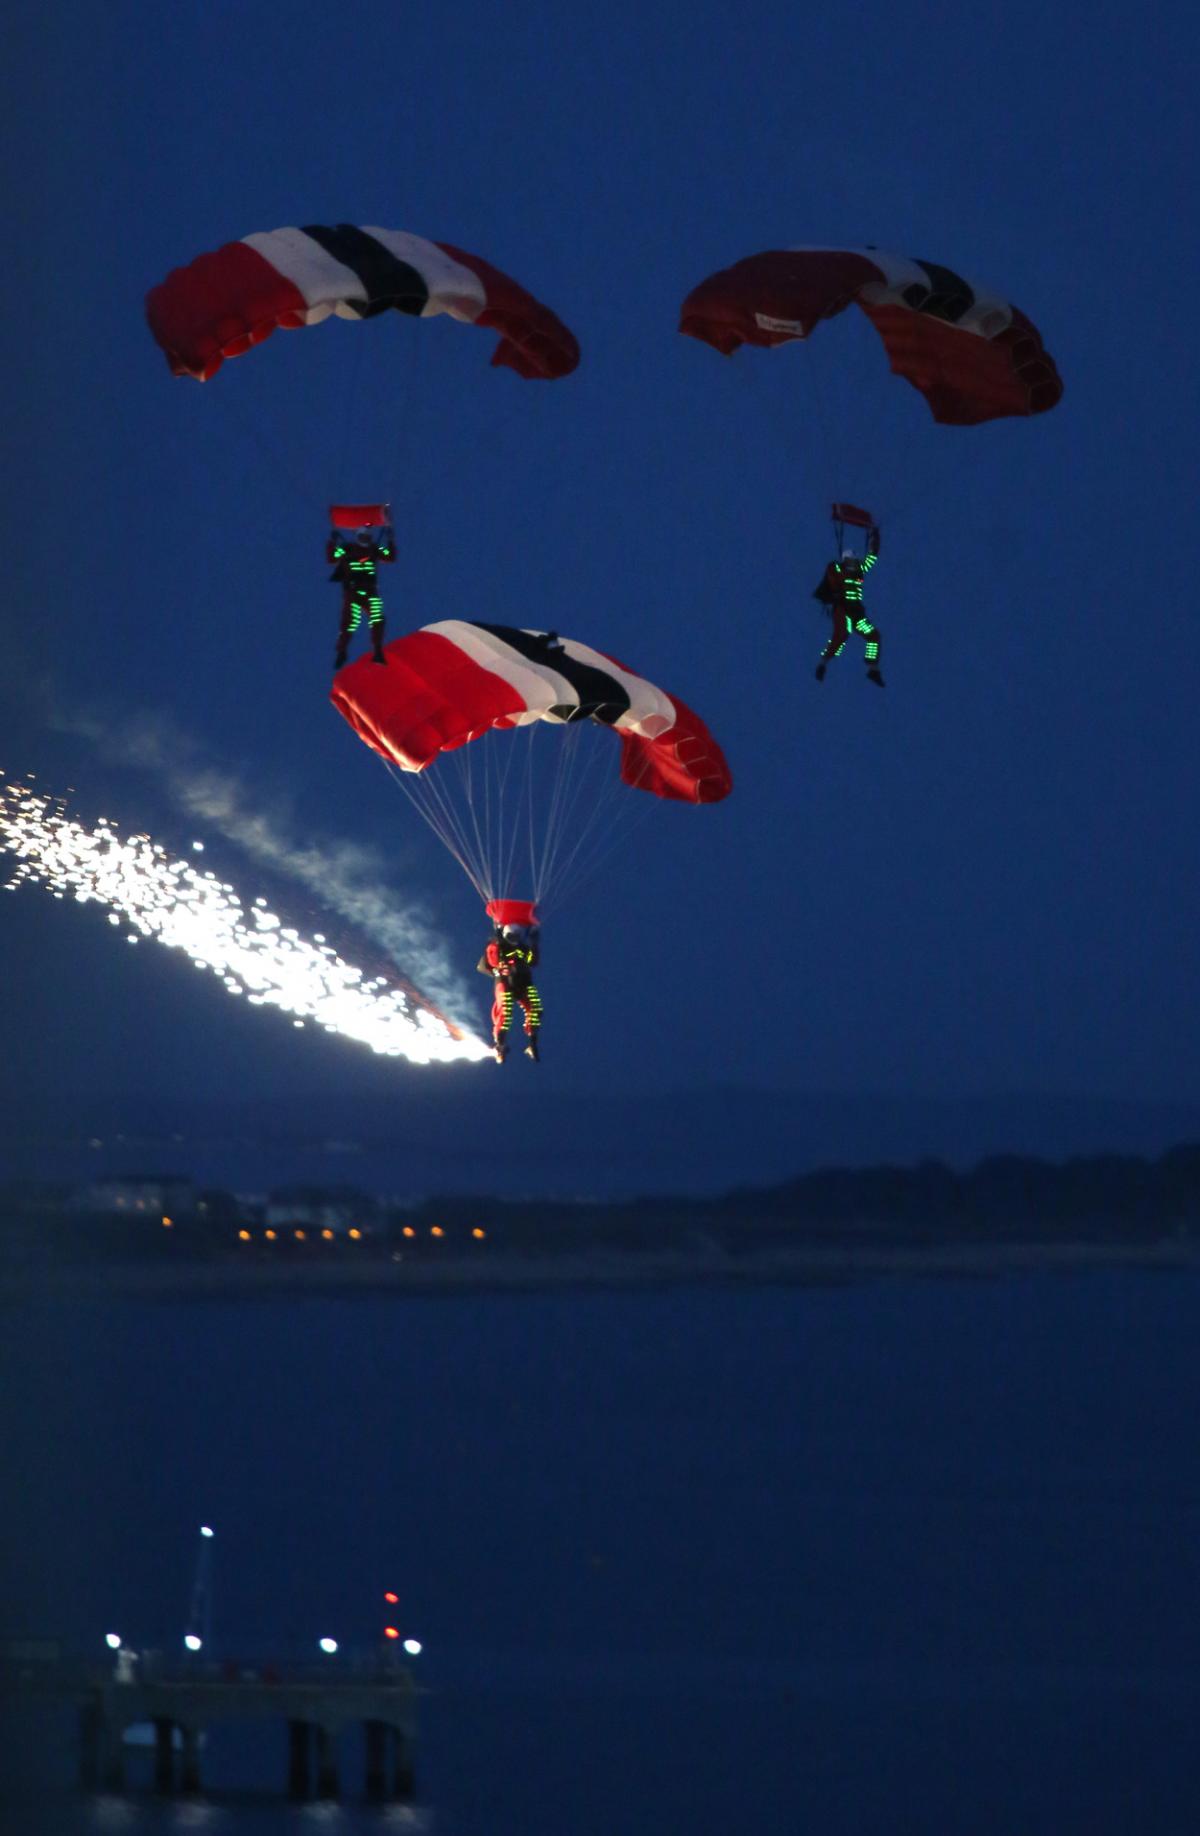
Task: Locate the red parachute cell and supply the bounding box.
[679,246,1062,425]
[333,621,731,804]
[331,620,731,911]
[487,898,539,928]
[147,224,580,382]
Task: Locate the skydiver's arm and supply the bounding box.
[863,525,881,568]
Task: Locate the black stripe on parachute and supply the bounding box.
[472,624,632,727]
[301,224,430,319]
[903,259,976,325]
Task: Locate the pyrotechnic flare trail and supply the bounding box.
[0,772,489,1066]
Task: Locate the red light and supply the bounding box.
[384,1626,400,1640]
[384,1591,399,1604]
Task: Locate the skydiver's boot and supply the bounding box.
[867,668,885,687]
[524,1032,540,1062]
[493,1037,508,1064]
[371,619,387,665]
[334,641,349,672]
[815,663,827,682]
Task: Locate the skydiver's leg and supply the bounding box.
[816,609,850,680]
[334,593,358,670]
[492,988,513,1062]
[518,985,542,1059]
[335,593,365,669]
[855,616,884,685]
[368,593,387,664]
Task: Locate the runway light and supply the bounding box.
[105,1633,122,1650]
[184,1634,202,1652]
[402,1640,422,1657]
[318,1637,338,1655]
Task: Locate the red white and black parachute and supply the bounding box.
[331,622,731,909]
[680,246,1061,424]
[146,225,580,382]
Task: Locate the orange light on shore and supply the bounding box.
[431,1226,445,1239]
[294,1228,307,1240]
[265,1228,277,1241]
[383,1626,400,1640]
[238,1229,251,1242]
[348,1227,362,1240]
[402,1226,415,1238]
[472,1227,486,1239]
[384,1592,399,1604]
[322,1228,334,1240]
[161,1217,173,1229]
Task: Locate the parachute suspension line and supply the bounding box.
[550,759,659,915]
[797,341,847,510]
[217,381,327,511]
[381,758,487,900]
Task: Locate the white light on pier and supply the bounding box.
[184,1634,203,1652]
[105,1632,122,1650]
[318,1637,339,1655]
[402,1639,422,1656]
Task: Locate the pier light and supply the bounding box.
[348,1228,362,1240]
[318,1637,339,1655]
[402,1227,415,1238]
[384,1592,399,1604]
[472,1227,486,1239]
[200,1526,214,1539]
[402,1639,422,1657]
[238,1228,251,1241]
[105,1632,122,1650]
[383,1626,400,1641]
[430,1227,444,1238]
[161,1216,173,1228]
[184,1634,203,1652]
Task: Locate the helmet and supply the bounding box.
[841,547,860,564]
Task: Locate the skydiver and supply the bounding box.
[329,522,396,670]
[813,522,884,686]
[477,923,542,1062]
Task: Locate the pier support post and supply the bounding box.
[392,1727,415,1801]
[315,1724,339,1799]
[78,1700,101,1790]
[98,1708,125,1794]
[364,1719,386,1801]
[153,1717,176,1794]
[287,1718,312,1799]
[180,1723,202,1794]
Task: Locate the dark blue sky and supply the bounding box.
[2,0,1195,1120]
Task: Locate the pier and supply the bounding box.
[4,1645,417,1801]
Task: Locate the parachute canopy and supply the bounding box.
[147,225,580,382]
[331,621,731,805]
[680,247,1062,424]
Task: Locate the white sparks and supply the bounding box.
[0,775,490,1066]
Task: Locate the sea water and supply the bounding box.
[1,1269,1197,1834]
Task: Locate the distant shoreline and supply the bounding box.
[3,1236,1195,1303]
